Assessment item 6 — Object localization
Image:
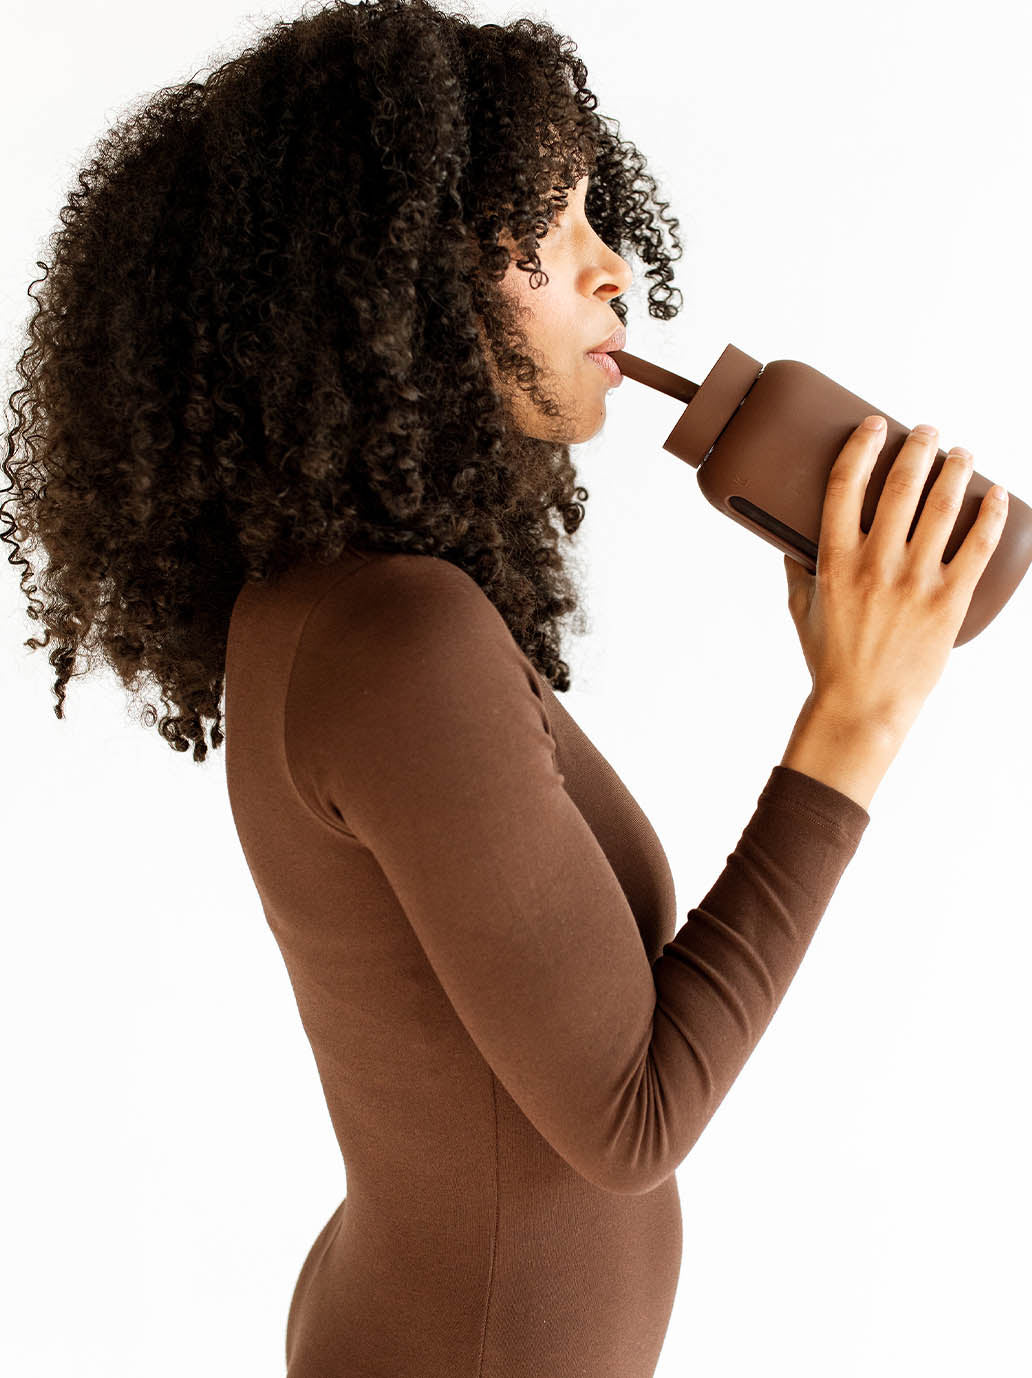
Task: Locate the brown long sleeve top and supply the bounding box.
[224,546,870,1378]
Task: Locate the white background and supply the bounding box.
[1,1,1029,1375]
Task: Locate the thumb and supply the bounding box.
[783,551,812,601]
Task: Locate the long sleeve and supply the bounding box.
[284,553,870,1196]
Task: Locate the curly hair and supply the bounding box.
[1,0,683,762]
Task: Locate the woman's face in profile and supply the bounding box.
[492,173,633,445]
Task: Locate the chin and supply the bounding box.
[574,410,606,444]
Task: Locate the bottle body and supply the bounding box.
[651,345,1031,647]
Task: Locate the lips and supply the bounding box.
[586,350,623,387]
[586,324,627,355]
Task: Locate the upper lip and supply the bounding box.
[586,325,626,354]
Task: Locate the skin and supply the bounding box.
[492,172,634,445]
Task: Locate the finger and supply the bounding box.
[818,416,887,564]
[906,445,974,570]
[864,423,942,560]
[942,483,1009,594]
[784,550,810,581]
[783,551,799,594]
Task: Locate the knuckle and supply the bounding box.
[844,559,880,596]
[938,575,970,614]
[925,488,963,517]
[816,539,848,573]
[881,470,919,499]
[895,568,925,600]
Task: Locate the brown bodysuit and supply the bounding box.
[224,547,870,1377]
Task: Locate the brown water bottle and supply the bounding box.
[609,343,1031,646]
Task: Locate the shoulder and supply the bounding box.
[285,550,554,786]
[292,551,527,696]
[305,551,498,642]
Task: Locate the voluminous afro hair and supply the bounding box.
[1,0,683,762]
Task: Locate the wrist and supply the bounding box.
[779,694,904,812]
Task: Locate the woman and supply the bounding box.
[2,2,883,1373]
